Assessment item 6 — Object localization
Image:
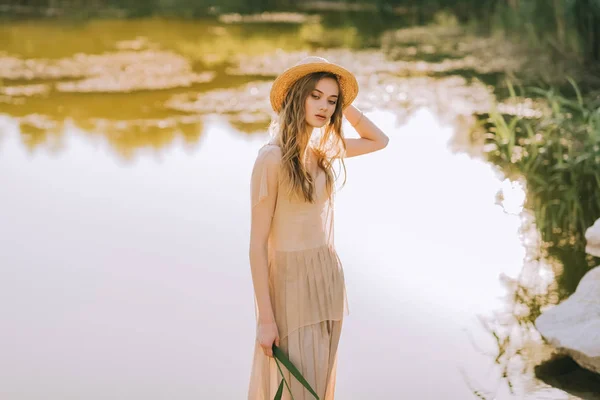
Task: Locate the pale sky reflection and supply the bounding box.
[334,108,541,399]
[0,111,566,400]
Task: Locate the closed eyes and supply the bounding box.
[311,93,337,105]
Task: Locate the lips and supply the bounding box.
[315,114,326,121]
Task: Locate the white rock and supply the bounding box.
[534,217,600,374]
[585,218,600,257]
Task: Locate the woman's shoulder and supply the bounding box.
[255,142,283,166]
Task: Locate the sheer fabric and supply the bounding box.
[248,143,349,400]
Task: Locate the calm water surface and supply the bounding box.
[0,17,588,400]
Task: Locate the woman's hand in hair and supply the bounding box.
[342,104,389,158]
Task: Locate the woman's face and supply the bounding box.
[304,77,339,129]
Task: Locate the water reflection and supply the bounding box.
[472,128,600,398]
[1,106,580,399]
[1,15,598,399]
[7,114,205,159]
[1,19,542,161]
[478,250,600,399]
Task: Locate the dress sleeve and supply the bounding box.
[250,145,281,210]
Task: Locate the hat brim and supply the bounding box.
[270,62,358,113]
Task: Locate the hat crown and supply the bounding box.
[269,55,358,113]
[295,56,330,66]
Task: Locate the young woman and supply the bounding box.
[248,56,389,399]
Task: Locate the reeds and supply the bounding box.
[485,79,600,253]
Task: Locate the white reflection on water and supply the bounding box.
[0,110,568,399]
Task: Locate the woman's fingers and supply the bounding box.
[257,322,279,358]
[261,344,273,357]
[260,337,280,357]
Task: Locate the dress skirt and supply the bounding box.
[248,143,349,399]
[248,319,343,400]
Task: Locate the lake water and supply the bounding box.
[0,16,594,400]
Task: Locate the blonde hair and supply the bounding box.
[270,72,347,203]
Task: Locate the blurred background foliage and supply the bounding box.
[1,0,599,63]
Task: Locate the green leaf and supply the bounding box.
[274,356,295,400]
[530,174,548,186]
[273,345,320,400]
[274,379,285,400]
[566,76,583,107]
[506,78,517,99]
[552,164,570,171]
[574,154,590,164]
[528,87,549,97]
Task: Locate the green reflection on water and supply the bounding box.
[0,16,399,154]
[472,81,600,398]
[0,15,531,157]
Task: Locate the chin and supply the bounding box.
[308,119,327,129]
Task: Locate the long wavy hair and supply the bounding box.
[270,71,347,203]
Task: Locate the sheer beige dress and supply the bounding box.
[248,142,350,400]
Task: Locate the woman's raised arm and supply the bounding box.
[342,104,389,158]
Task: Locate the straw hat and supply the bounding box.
[269,56,359,113]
